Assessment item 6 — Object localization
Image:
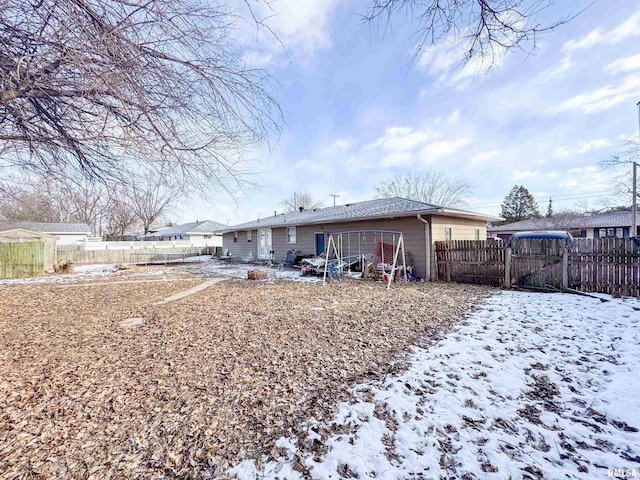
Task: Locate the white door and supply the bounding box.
[258,228,272,259]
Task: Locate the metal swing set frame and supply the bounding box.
[322,229,407,289]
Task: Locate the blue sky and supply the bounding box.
[178,0,640,225]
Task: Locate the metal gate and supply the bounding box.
[509,238,567,290]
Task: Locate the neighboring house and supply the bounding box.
[488,210,640,242]
[0,221,91,245]
[220,197,502,280]
[146,220,225,245]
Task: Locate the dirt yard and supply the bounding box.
[0,271,490,479]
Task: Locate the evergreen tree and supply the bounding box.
[546,198,553,218]
[500,185,540,224]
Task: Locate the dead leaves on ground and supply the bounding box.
[0,277,490,478]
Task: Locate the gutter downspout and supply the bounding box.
[417,214,431,281]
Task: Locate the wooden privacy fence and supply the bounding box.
[434,240,505,286]
[0,241,45,279]
[510,238,567,291]
[569,238,640,297]
[435,238,640,296]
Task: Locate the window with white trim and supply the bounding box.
[474,228,480,240]
[445,227,452,241]
[247,230,252,242]
[233,231,238,243]
[287,226,296,243]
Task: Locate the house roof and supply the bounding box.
[221,197,502,233]
[0,221,91,234]
[150,220,226,236]
[488,210,640,232]
[0,228,57,240]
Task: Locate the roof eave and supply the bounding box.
[221,208,502,233]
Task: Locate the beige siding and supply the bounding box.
[274,218,429,279]
[222,230,259,259]
[430,216,488,242]
[223,214,489,280]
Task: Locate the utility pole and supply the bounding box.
[634,101,639,238]
[330,194,339,206]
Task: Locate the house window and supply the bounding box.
[247,230,252,243]
[616,228,624,238]
[233,232,238,243]
[445,227,452,241]
[287,227,296,244]
[204,234,211,239]
[580,230,587,238]
[598,228,606,238]
[474,228,480,240]
[607,228,615,237]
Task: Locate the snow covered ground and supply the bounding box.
[182,258,322,283]
[231,290,640,480]
[0,257,321,285]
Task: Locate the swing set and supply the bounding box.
[322,230,408,289]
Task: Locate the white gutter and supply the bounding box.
[417,214,431,281]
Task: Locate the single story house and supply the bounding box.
[220,197,502,280]
[488,210,640,242]
[146,220,225,246]
[0,221,91,245]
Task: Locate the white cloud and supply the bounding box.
[512,170,539,181]
[418,138,471,162]
[555,76,640,114]
[542,55,572,80]
[237,0,340,65]
[470,150,501,164]
[416,36,503,88]
[371,126,438,154]
[552,138,613,158]
[606,53,640,74]
[563,10,640,50]
[368,123,472,167]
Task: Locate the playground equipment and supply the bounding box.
[322,230,407,289]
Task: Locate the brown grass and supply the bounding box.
[0,276,491,479]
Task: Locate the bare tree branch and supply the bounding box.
[375,169,472,207]
[281,190,322,212]
[0,0,282,193]
[362,0,584,66]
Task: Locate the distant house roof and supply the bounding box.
[150,220,226,236]
[0,228,57,240]
[221,197,502,233]
[489,210,640,232]
[0,221,91,234]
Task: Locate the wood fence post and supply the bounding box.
[505,247,512,289]
[562,246,569,291]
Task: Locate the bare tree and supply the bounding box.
[601,140,640,205]
[0,179,59,222]
[281,191,322,212]
[0,0,282,192]
[103,196,138,237]
[375,170,472,207]
[0,174,109,230]
[363,0,579,65]
[126,172,182,236]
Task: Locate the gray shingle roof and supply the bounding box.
[150,220,226,236]
[0,221,91,234]
[488,210,640,232]
[222,197,499,232]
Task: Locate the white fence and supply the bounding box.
[58,238,222,252]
